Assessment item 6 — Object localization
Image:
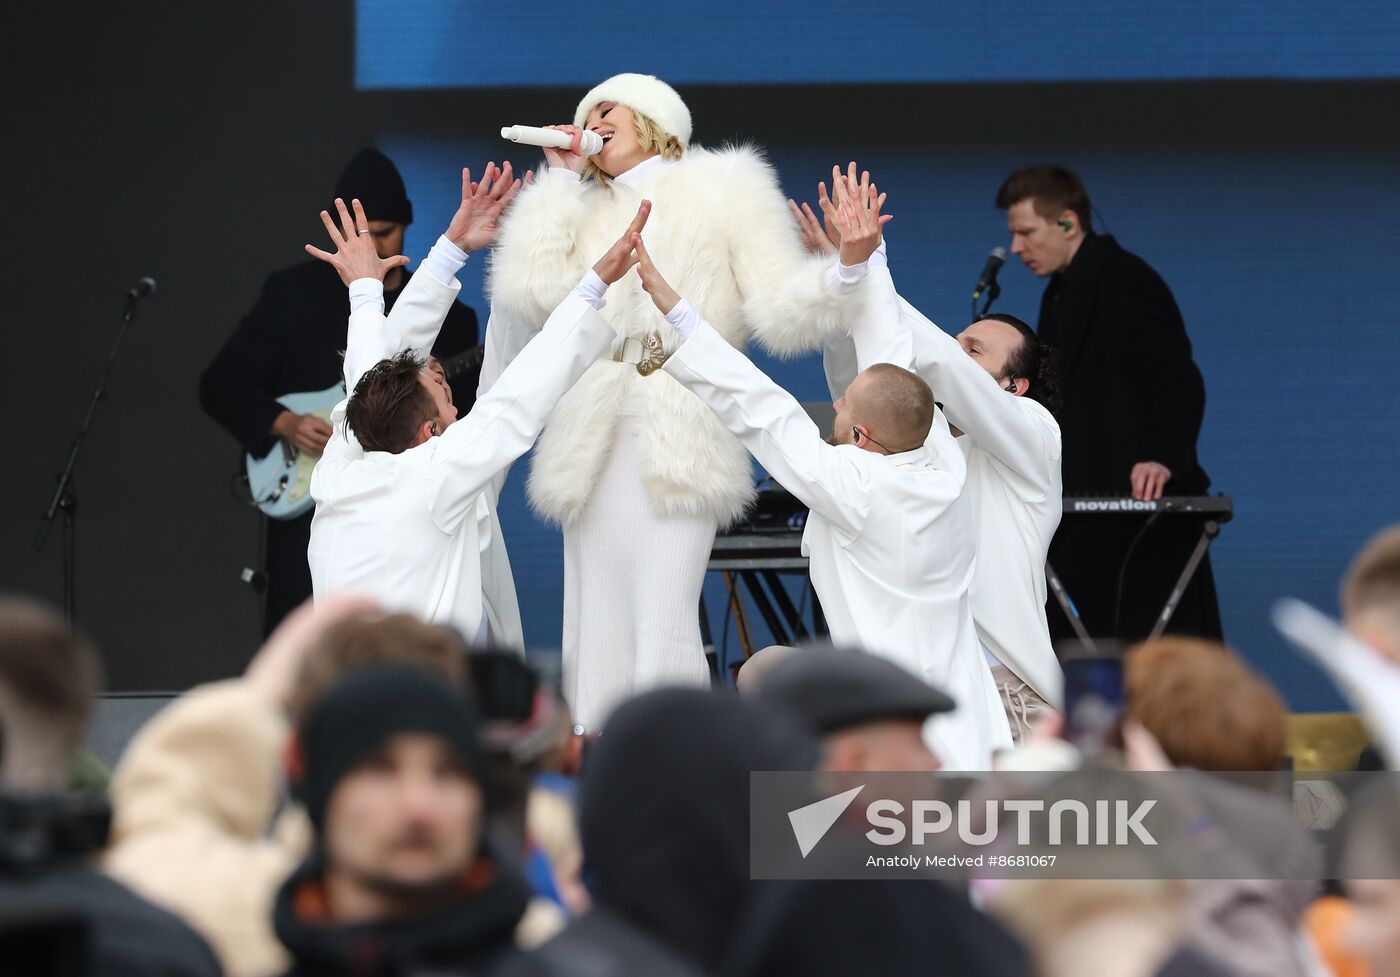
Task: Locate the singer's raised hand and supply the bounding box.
[305,197,410,286]
[632,233,680,315]
[836,182,892,268]
[787,195,836,256]
[542,124,588,173]
[445,162,523,252]
[592,200,652,285]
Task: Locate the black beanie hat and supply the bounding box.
[289,665,481,831]
[332,147,413,225]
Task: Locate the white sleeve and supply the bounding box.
[900,291,1060,493]
[384,244,466,366]
[348,278,383,315]
[820,243,903,398]
[662,297,704,341]
[822,335,858,403]
[664,321,871,539]
[419,234,469,289]
[850,265,915,373]
[319,296,397,472]
[323,245,473,476]
[426,287,614,533]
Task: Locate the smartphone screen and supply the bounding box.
[1062,654,1125,754]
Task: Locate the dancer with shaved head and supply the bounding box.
[632,189,1011,769]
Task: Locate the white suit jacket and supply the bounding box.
[826,268,1065,707]
[308,269,611,643]
[665,312,1012,769]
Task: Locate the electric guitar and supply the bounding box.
[245,345,484,519]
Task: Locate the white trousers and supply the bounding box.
[562,414,716,729]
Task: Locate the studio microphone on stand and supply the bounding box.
[500,125,604,156]
[971,247,1006,320]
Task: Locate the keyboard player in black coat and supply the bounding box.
[996,164,1221,643]
[200,148,480,635]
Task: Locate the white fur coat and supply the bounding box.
[486,144,860,527]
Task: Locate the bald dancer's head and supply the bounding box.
[830,363,935,454]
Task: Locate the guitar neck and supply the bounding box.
[439,345,484,383]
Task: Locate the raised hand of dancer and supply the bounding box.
[305,197,411,286]
[632,232,681,316]
[592,200,652,285]
[787,183,838,256]
[446,162,522,252]
[833,170,892,267]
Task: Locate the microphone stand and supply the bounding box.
[971,280,1001,322]
[35,290,146,624]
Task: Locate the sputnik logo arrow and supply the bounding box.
[787,785,864,858]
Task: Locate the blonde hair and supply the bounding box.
[1343,525,1400,628]
[583,108,684,185]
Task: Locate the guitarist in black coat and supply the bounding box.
[996,164,1221,645]
[200,148,479,634]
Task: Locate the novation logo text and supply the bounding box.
[1072,499,1159,512]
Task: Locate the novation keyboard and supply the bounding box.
[1062,495,1233,522]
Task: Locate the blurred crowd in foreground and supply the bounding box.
[2,523,1400,977]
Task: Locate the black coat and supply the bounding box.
[502,907,706,977]
[1037,233,1209,496]
[0,797,221,977]
[1037,234,1221,641]
[199,259,479,459]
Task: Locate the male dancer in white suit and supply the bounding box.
[306,165,654,644]
[635,189,1011,769]
[802,165,1065,740]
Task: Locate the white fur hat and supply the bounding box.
[573,73,692,147]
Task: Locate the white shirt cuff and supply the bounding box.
[664,298,704,341]
[548,167,582,183]
[573,269,608,310]
[348,278,384,314]
[421,234,469,286]
[832,239,888,287]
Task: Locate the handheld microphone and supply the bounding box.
[500,125,604,157]
[971,248,1006,302]
[126,276,157,301]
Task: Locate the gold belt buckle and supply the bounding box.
[615,332,669,376]
[636,332,668,376]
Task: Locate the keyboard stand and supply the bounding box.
[1149,519,1222,640]
[705,534,827,660]
[1047,517,1224,645]
[1046,562,1097,651]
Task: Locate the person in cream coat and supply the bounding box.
[483,73,862,728]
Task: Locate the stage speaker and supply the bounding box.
[85,692,178,770]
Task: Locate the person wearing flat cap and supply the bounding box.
[754,647,956,772]
[273,664,529,977]
[201,148,481,638]
[734,652,1033,977]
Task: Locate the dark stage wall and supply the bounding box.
[2,3,1398,710]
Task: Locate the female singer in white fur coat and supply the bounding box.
[483,73,861,728]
